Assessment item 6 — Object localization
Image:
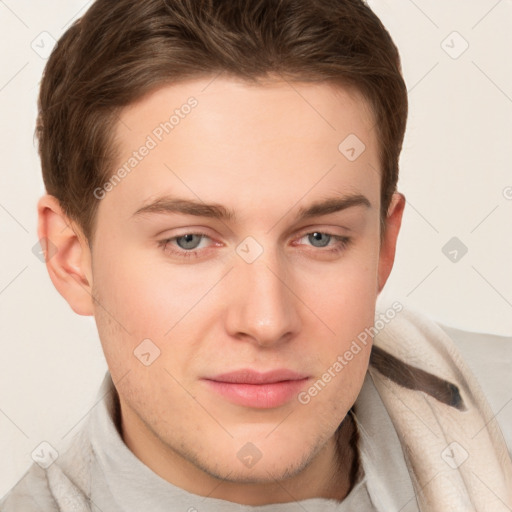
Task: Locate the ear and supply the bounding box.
[377,192,405,293]
[37,194,95,316]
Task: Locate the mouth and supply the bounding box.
[201,369,310,409]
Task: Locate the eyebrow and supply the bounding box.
[132,198,235,221]
[296,194,371,219]
[132,194,371,221]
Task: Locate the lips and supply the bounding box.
[202,369,309,409]
[207,369,308,384]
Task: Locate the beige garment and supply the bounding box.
[369,308,512,511]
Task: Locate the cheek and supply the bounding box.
[293,241,379,406]
[90,241,172,375]
[91,242,223,380]
[92,241,203,335]
[298,245,380,336]
[296,342,371,446]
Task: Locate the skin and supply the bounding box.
[38,75,405,504]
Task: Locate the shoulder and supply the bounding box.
[0,463,58,511]
[1,414,93,511]
[438,323,512,453]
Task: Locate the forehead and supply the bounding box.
[103,76,380,223]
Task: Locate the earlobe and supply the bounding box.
[37,195,95,316]
[377,192,406,293]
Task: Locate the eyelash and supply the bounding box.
[157,232,213,259]
[294,233,352,255]
[158,231,352,259]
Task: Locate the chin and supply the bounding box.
[197,430,323,483]
[206,451,313,484]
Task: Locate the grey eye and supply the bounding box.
[308,232,331,248]
[176,234,203,250]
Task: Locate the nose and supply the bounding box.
[224,251,302,347]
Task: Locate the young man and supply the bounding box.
[2,0,511,510]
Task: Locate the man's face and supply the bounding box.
[87,76,397,493]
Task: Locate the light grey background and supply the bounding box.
[1,0,511,496]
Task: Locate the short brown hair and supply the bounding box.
[36,0,408,242]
